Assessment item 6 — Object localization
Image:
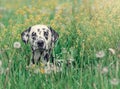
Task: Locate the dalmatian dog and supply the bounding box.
[21,24,59,65]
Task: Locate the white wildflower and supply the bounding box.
[14,42,21,49]
[110,78,119,86]
[108,48,115,55]
[6,67,9,71]
[9,60,12,63]
[101,67,108,74]
[96,50,105,58]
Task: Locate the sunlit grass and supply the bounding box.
[0,0,120,89]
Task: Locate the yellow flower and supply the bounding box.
[15,8,25,15]
[31,64,36,69]
[40,62,45,67]
[40,68,45,74]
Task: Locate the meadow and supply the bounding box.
[0,0,120,89]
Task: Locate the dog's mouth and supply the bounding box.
[38,47,46,51]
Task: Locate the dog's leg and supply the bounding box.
[43,51,51,67]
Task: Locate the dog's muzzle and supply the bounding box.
[37,40,45,50]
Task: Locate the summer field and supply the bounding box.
[0,0,120,89]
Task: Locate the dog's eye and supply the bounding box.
[32,32,36,36]
[32,36,36,40]
[44,31,49,40]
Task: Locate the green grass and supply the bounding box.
[0,0,120,89]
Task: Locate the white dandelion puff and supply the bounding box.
[6,67,9,71]
[96,50,105,58]
[13,42,21,49]
[110,78,119,86]
[9,60,12,63]
[101,67,108,74]
[108,48,115,55]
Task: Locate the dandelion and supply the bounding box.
[108,48,115,55]
[6,67,9,71]
[110,78,119,86]
[13,42,21,49]
[40,68,45,74]
[9,60,12,63]
[96,50,105,58]
[101,67,108,74]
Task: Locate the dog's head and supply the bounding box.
[21,25,59,51]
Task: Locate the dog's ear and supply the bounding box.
[49,26,59,43]
[21,27,31,44]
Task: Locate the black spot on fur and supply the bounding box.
[42,28,45,30]
[37,29,40,32]
[32,32,37,40]
[37,29,41,34]
[32,36,36,40]
[49,26,59,43]
[44,53,49,62]
[32,32,36,36]
[44,31,49,40]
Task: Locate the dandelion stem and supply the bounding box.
[4,50,15,89]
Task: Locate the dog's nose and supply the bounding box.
[37,40,44,47]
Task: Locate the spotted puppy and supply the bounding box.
[21,24,59,65]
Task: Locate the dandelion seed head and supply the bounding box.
[108,48,115,55]
[110,78,119,86]
[9,60,12,63]
[101,67,108,74]
[14,42,21,49]
[96,50,105,58]
[6,67,9,71]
